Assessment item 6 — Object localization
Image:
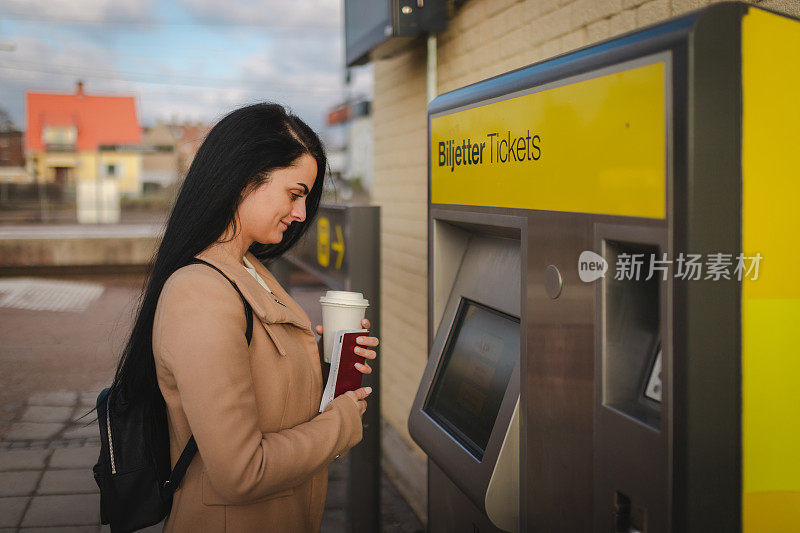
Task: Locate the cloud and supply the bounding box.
[177,0,341,28]
[226,34,349,129]
[238,36,342,86]
[0,0,155,23]
[0,0,372,134]
[0,33,130,128]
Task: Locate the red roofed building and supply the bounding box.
[26,82,144,196]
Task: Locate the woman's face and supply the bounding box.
[237,153,317,245]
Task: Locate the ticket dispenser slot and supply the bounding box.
[595,224,669,532]
[602,239,662,429]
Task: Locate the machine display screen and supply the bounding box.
[424,300,519,460]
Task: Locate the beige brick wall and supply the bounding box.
[372,43,430,520]
[438,0,798,93]
[372,0,799,522]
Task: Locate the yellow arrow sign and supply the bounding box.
[332,224,345,269]
[317,217,330,267]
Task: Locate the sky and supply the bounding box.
[0,0,373,137]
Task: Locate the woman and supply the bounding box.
[111,103,378,532]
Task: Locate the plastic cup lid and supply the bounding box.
[319,290,369,308]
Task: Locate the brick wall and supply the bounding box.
[372,44,430,520]
[372,0,799,523]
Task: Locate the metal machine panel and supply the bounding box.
[410,217,522,516]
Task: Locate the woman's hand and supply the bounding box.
[315,318,379,375]
[343,386,372,417]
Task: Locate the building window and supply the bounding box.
[105,163,120,178]
[43,126,77,151]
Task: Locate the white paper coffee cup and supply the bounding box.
[320,290,369,363]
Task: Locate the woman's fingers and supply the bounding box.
[315,325,323,335]
[354,362,372,374]
[355,336,379,348]
[344,386,371,401]
[354,346,376,359]
[361,318,370,329]
[344,387,372,416]
[357,387,371,414]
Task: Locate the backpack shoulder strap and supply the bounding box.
[162,435,197,495]
[187,258,253,346]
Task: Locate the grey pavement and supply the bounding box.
[0,388,422,532]
[0,389,108,532]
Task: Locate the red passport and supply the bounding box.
[319,329,368,412]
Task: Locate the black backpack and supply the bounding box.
[93,258,253,532]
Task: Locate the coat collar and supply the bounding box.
[195,242,312,331]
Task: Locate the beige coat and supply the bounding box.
[152,242,363,532]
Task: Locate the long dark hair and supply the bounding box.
[110,102,326,405]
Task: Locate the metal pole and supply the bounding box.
[97,152,103,223]
[283,205,382,532]
[344,206,381,533]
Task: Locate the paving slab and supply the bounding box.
[325,478,347,508]
[62,424,100,440]
[79,391,102,408]
[27,392,79,407]
[1,404,19,424]
[320,508,346,533]
[4,423,64,441]
[0,449,51,471]
[37,469,98,495]
[49,447,100,469]
[0,470,40,496]
[21,493,100,527]
[0,496,30,527]
[100,522,162,532]
[20,406,75,424]
[19,527,98,533]
[71,406,97,424]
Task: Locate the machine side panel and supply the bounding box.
[675,5,744,531]
[741,7,800,531]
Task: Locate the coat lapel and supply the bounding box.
[194,243,312,331]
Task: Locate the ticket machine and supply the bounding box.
[409,3,800,532]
